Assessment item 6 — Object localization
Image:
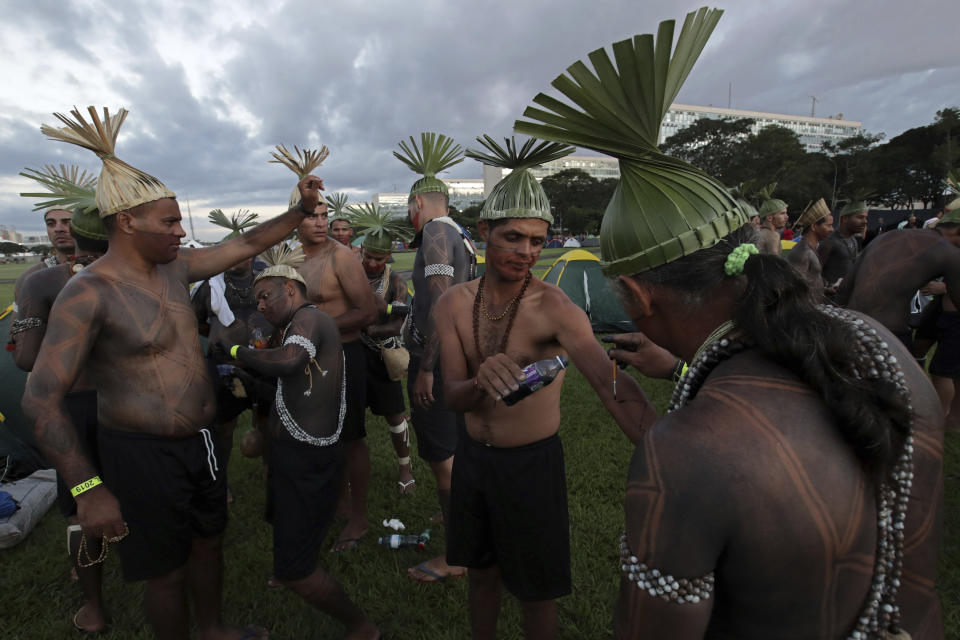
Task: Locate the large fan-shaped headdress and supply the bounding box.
[254,241,306,286]
[326,192,350,222]
[394,132,463,198]
[514,8,748,276]
[839,188,873,217]
[208,208,259,242]
[40,106,176,218]
[269,144,329,208]
[347,202,414,253]
[465,136,574,223]
[20,164,106,241]
[794,198,831,230]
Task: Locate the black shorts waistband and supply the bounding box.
[464,431,560,452]
[98,426,213,443]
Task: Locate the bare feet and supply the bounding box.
[407,556,467,583]
[331,521,368,553]
[397,463,416,495]
[430,511,444,524]
[72,605,107,633]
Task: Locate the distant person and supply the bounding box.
[786,198,833,298]
[924,209,944,229]
[818,200,868,293]
[13,203,76,304]
[328,195,361,257]
[756,187,788,255]
[898,214,921,230]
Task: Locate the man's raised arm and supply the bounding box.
[551,290,656,445]
[182,176,322,283]
[22,277,126,540]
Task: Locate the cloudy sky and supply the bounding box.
[1,0,957,240]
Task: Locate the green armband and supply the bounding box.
[230,344,241,359]
[71,476,102,498]
[386,303,393,315]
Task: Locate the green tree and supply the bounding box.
[452,202,483,238]
[822,132,884,210]
[660,116,755,179]
[540,168,606,234]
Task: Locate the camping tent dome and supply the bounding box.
[541,250,635,333]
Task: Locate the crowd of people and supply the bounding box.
[6,7,955,640]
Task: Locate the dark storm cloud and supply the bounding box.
[2,0,958,237]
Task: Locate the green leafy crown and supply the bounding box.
[20,164,98,214]
[326,192,349,220]
[464,136,574,170]
[347,202,414,247]
[208,208,259,240]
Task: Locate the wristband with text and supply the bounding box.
[230,344,241,359]
[71,476,102,498]
[386,303,392,315]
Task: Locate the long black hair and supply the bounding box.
[633,224,910,481]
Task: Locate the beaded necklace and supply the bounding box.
[472,272,532,359]
[659,307,913,638]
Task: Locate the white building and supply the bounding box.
[375,178,485,215]
[660,104,862,152]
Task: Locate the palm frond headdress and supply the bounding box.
[514,7,748,275]
[208,208,260,242]
[347,202,414,253]
[269,144,329,208]
[465,136,574,222]
[756,182,787,218]
[795,198,831,231]
[254,241,306,286]
[20,163,106,240]
[326,192,350,222]
[41,106,176,218]
[840,188,873,217]
[394,132,463,198]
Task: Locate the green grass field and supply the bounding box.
[1,258,958,638]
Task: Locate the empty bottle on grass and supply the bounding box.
[502,355,569,406]
[378,529,431,550]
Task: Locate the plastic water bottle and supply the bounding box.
[378,534,421,549]
[502,355,569,406]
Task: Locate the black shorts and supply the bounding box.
[930,312,960,378]
[446,433,570,602]
[407,355,461,462]
[891,329,914,352]
[266,438,342,581]
[97,427,228,582]
[365,345,406,417]
[341,340,367,442]
[56,390,99,518]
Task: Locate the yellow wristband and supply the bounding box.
[386,304,393,315]
[71,476,102,498]
[230,344,241,359]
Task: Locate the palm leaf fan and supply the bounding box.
[208,208,260,241]
[465,136,574,222]
[41,106,175,217]
[20,164,98,214]
[946,169,960,211]
[393,132,464,197]
[270,144,330,208]
[254,241,306,286]
[326,192,349,220]
[20,163,106,241]
[347,202,413,253]
[727,180,758,218]
[514,8,747,276]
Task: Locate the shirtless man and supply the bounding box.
[216,260,378,639]
[22,106,324,640]
[785,202,833,298]
[13,207,74,303]
[12,197,109,633]
[330,216,361,257]
[431,138,650,638]
[819,200,869,292]
[296,199,378,551]
[838,221,960,349]
[756,198,787,255]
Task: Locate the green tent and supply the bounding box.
[542,250,635,333]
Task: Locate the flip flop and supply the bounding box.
[72,611,105,634]
[266,575,282,590]
[408,561,466,583]
[397,479,417,495]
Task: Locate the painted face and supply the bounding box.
[44,209,74,251]
[255,278,293,327]
[814,215,835,242]
[481,218,548,281]
[297,202,329,246]
[361,247,391,276]
[407,197,422,232]
[329,220,353,246]
[127,198,186,264]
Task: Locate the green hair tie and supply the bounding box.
[724,243,758,276]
